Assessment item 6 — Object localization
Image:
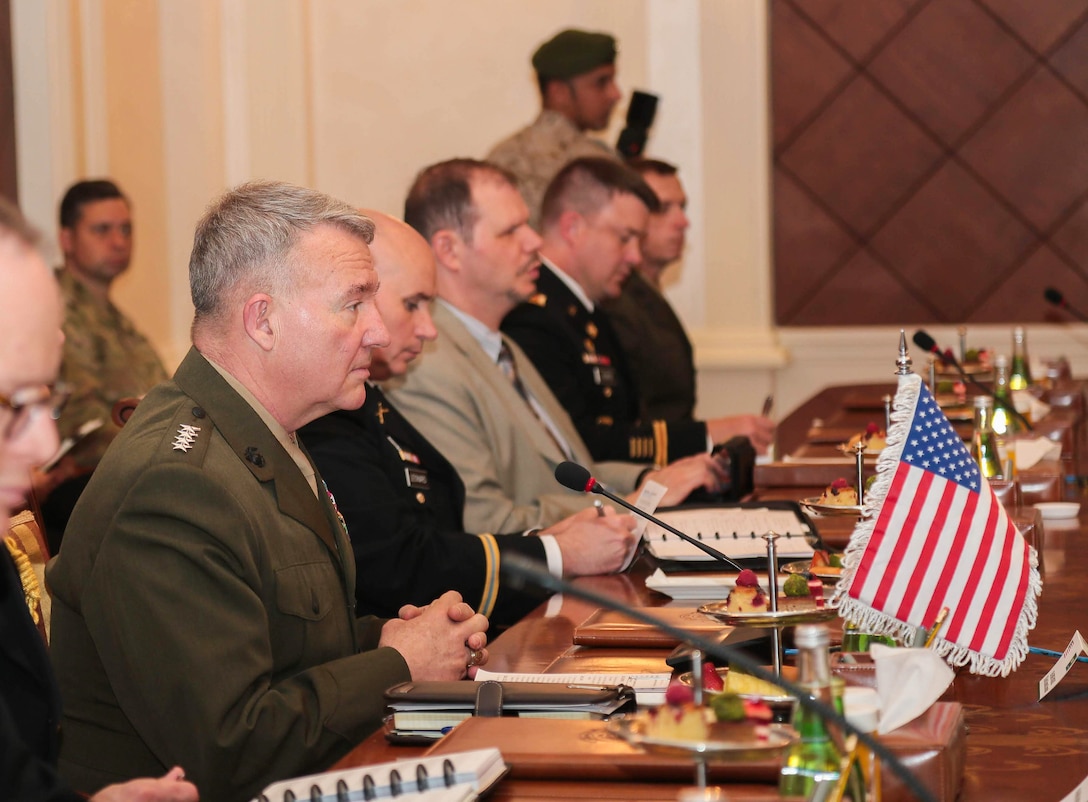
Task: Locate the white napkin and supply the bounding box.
[870,644,954,734]
[1012,390,1050,422]
[1009,437,1063,470]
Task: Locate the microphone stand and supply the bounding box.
[501,553,936,802]
[583,481,748,572]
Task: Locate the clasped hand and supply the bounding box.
[380,590,490,680]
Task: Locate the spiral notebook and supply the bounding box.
[643,504,815,562]
[252,748,506,802]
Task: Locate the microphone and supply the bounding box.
[911,329,950,365]
[913,330,1033,432]
[1044,286,1088,322]
[616,90,658,159]
[499,552,936,802]
[555,461,746,572]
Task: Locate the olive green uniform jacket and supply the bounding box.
[47,349,410,802]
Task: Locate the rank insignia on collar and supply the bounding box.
[172,424,201,452]
[529,293,547,307]
[375,402,389,425]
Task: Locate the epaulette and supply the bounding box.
[159,403,213,466]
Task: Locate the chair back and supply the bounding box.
[5,509,50,643]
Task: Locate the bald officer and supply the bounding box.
[487,28,622,227]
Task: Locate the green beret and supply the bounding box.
[532,29,617,80]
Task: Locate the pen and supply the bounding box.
[594,500,605,517]
[924,607,949,648]
[761,394,774,417]
[1029,646,1088,664]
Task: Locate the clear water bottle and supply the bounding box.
[1009,327,1032,391]
[971,396,1003,479]
[991,354,1019,437]
[779,625,843,797]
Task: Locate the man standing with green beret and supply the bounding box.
[487,28,622,228]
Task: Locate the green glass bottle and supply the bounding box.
[991,354,1019,437]
[1009,327,1032,391]
[779,624,843,797]
[971,396,1003,479]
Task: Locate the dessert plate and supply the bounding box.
[1034,502,1080,520]
[607,716,794,759]
[781,559,843,583]
[677,665,797,705]
[698,601,837,628]
[837,444,882,457]
[799,497,865,516]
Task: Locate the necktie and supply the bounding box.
[497,342,574,460]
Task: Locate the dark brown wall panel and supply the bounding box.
[773,0,1088,325]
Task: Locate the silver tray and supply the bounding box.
[698,601,838,627]
[677,666,796,705]
[781,558,844,584]
[799,497,865,516]
[607,715,795,759]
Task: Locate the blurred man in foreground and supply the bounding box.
[387,158,724,535]
[0,198,197,801]
[503,157,775,465]
[47,182,489,801]
[303,211,636,626]
[487,28,622,227]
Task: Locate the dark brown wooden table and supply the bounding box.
[331,384,1088,801]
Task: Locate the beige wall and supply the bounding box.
[12,0,1084,427]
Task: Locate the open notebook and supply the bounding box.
[252,748,506,802]
[642,504,815,562]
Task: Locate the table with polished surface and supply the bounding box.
[333,385,1088,801]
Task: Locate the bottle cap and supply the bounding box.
[973,395,993,409]
[794,623,830,649]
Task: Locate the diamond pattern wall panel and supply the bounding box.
[773,0,1088,325]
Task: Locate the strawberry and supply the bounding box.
[702,662,725,692]
[743,698,774,723]
[665,678,694,705]
[736,569,760,588]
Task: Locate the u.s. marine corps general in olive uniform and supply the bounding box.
[48,350,412,801]
[47,181,491,802]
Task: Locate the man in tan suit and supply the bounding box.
[386,159,724,534]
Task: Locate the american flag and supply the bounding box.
[833,373,1041,677]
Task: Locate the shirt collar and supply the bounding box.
[204,358,318,494]
[439,298,505,363]
[541,257,594,312]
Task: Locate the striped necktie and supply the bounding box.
[497,341,574,461]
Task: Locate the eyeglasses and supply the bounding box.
[0,382,71,441]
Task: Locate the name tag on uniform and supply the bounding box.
[405,467,430,490]
[593,364,617,388]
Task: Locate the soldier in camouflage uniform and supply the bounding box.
[43,181,167,549]
[487,28,622,229]
[55,180,167,470]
